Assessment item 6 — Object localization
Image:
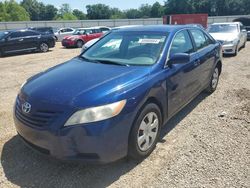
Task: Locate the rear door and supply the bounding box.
[166,29,201,117]
[189,29,216,88]
[21,31,40,50]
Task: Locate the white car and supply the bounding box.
[208,22,247,56]
[54,28,75,42]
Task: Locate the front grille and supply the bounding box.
[15,97,60,128]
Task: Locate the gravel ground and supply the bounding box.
[0,43,249,188]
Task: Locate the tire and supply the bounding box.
[39,42,49,52]
[76,40,84,48]
[128,103,162,160]
[205,66,220,94]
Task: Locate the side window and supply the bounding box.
[190,29,207,50]
[170,30,194,57]
[65,28,73,32]
[9,32,22,38]
[204,33,214,45]
[22,31,38,37]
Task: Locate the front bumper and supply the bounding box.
[14,105,135,164]
[222,43,237,54]
[61,39,76,47]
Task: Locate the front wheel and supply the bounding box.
[128,103,162,160]
[233,44,239,56]
[205,66,220,93]
[39,42,49,52]
[76,40,84,48]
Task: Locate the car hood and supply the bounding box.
[209,32,239,42]
[22,58,150,107]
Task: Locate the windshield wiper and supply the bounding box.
[95,59,129,67]
[78,56,100,64]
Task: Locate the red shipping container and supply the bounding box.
[163,14,208,28]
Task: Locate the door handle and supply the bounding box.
[18,38,24,41]
[194,59,200,66]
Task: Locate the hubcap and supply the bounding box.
[212,68,219,89]
[77,41,83,48]
[40,43,48,52]
[137,112,159,151]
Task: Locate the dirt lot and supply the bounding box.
[0,43,249,188]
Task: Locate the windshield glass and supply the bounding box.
[208,24,238,33]
[0,31,8,40]
[82,31,168,66]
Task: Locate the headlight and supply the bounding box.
[224,39,237,45]
[64,100,126,126]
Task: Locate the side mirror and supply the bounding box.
[242,29,247,32]
[168,53,190,65]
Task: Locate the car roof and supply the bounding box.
[113,25,198,33]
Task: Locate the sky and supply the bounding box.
[15,0,165,12]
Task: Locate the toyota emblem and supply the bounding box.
[22,102,31,114]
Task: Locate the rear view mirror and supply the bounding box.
[168,53,190,65]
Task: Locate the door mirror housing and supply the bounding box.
[168,53,190,65]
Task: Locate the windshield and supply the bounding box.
[208,24,238,33]
[82,31,168,66]
[0,31,8,40]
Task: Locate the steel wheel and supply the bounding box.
[40,43,49,52]
[137,112,159,152]
[211,67,219,89]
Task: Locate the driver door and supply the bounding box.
[166,29,200,117]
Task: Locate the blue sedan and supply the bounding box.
[14,25,222,164]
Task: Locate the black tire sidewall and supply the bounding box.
[128,103,162,160]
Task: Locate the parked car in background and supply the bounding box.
[208,22,247,56]
[54,28,75,41]
[233,17,250,40]
[81,25,142,52]
[93,26,111,33]
[15,25,222,163]
[62,28,103,48]
[0,29,55,57]
[29,27,54,35]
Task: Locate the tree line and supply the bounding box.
[0,0,250,22]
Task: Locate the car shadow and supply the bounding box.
[1,92,209,188]
[0,50,53,58]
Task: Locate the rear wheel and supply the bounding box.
[205,66,220,93]
[242,41,246,48]
[76,40,84,48]
[128,103,162,160]
[39,42,49,52]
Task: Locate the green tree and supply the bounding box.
[125,9,141,19]
[44,4,58,20]
[139,4,152,18]
[0,0,30,21]
[73,9,86,20]
[59,3,72,15]
[86,4,111,19]
[20,0,41,20]
[151,2,164,17]
[110,8,125,19]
